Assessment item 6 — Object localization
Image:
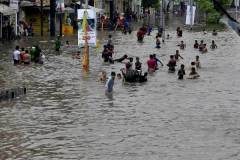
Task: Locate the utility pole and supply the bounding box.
[160,0,165,41]
[235,0,239,21]
[50,0,56,37]
[40,0,43,36]
[236,5,238,21]
[110,0,114,22]
[0,13,2,39]
[190,0,193,29]
[59,0,63,36]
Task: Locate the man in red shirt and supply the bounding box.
[147,54,157,73]
[22,50,31,65]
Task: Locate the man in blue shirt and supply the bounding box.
[105,72,116,93]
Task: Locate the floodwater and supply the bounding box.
[1,27,240,160]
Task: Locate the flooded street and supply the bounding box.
[1,26,240,160]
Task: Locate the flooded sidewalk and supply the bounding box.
[1,24,240,159]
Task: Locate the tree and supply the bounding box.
[196,0,221,23]
[196,0,232,24]
[141,0,159,9]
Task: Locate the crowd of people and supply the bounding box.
[18,21,34,37]
[100,8,138,33]
[12,45,45,65]
[2,22,16,41]
[103,26,219,95]
[1,21,33,42]
[10,19,218,95]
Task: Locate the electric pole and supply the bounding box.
[50,0,56,37]
[110,0,114,22]
[40,0,43,36]
[190,0,193,29]
[59,1,63,37]
[160,0,165,41]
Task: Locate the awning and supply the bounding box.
[75,2,105,13]
[89,5,104,14]
[64,7,74,13]
[0,4,16,15]
[20,1,35,7]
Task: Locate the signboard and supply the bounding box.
[10,0,19,11]
[136,0,141,5]
[56,0,65,11]
[77,9,97,47]
[185,5,196,25]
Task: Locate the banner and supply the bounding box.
[235,0,239,7]
[185,5,196,25]
[56,0,64,11]
[77,9,97,47]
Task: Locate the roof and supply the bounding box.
[75,2,105,13]
[0,4,16,15]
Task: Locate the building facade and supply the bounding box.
[0,0,18,39]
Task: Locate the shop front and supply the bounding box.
[0,4,17,40]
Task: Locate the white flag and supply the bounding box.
[185,5,196,25]
[235,0,239,7]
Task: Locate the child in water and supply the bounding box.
[188,67,200,79]
[178,64,185,80]
[153,54,164,68]
[199,40,204,52]
[117,73,122,79]
[212,29,218,36]
[99,71,107,82]
[176,27,183,37]
[167,55,177,73]
[195,56,201,68]
[190,61,197,70]
[156,36,161,48]
[178,41,186,50]
[194,40,199,49]
[175,50,184,61]
[135,57,142,70]
[210,40,217,49]
[202,44,208,53]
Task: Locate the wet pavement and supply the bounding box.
[1,21,240,159]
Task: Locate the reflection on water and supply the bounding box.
[1,28,240,159]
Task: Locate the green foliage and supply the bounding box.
[153,1,160,9]
[196,0,222,24]
[141,0,159,8]
[219,0,232,7]
[207,11,221,23]
[197,0,214,13]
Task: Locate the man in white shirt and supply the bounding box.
[13,46,20,65]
